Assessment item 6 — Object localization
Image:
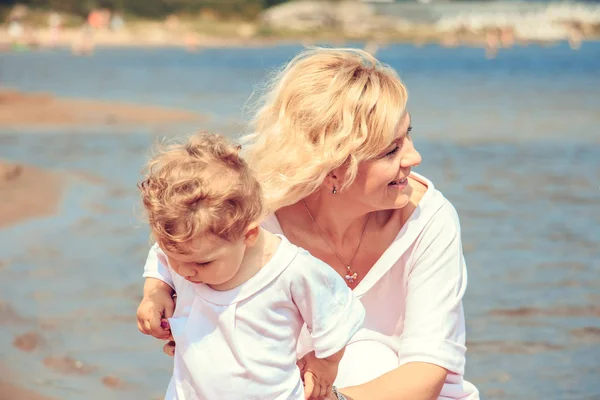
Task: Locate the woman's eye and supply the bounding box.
[385,146,399,157]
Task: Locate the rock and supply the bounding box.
[102,375,128,389]
[43,356,95,375]
[261,1,375,33]
[13,332,45,352]
[261,1,334,31]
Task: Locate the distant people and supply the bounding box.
[72,10,100,56]
[500,27,515,49]
[7,17,24,49]
[440,32,459,48]
[110,13,125,32]
[164,14,181,45]
[485,28,500,59]
[184,32,200,52]
[6,4,27,50]
[88,9,107,30]
[47,12,63,48]
[568,25,582,50]
[22,24,40,49]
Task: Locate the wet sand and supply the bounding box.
[0,89,204,228]
[0,381,55,400]
[0,89,204,128]
[0,88,203,226]
[0,364,55,400]
[0,160,63,228]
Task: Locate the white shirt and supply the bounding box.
[149,235,365,400]
[144,172,479,399]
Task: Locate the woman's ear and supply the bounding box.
[324,165,345,194]
[243,223,261,247]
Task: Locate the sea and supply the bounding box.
[0,41,599,399]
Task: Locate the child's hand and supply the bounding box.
[136,279,176,340]
[297,351,342,400]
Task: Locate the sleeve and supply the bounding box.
[142,242,175,290]
[397,201,468,376]
[291,252,366,359]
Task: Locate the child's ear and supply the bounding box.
[243,223,260,247]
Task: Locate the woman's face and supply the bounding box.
[340,112,422,211]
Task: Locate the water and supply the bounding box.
[0,43,599,399]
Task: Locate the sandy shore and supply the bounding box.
[0,381,55,400]
[0,89,204,229]
[0,24,284,51]
[0,160,63,229]
[0,363,55,400]
[0,89,205,128]
[0,383,54,400]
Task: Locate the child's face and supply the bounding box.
[161,232,249,289]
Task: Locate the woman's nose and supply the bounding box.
[401,139,422,168]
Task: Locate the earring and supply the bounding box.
[332,186,337,194]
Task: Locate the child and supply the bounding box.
[138,132,365,400]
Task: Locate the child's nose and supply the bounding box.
[179,264,197,278]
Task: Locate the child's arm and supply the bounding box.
[142,242,175,288]
[137,278,175,339]
[137,244,177,340]
[290,251,366,400]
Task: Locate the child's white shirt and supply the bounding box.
[155,235,365,400]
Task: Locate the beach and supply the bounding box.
[0,159,63,228]
[0,44,598,400]
[0,89,205,230]
[0,89,208,398]
[0,380,55,400]
[0,89,204,128]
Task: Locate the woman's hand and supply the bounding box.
[163,339,176,357]
[136,278,176,340]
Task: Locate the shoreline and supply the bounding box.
[0,381,55,400]
[0,364,55,400]
[0,89,205,229]
[0,160,64,229]
[1,24,598,53]
[0,89,205,129]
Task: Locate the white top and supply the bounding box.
[148,235,365,400]
[144,172,479,399]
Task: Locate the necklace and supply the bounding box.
[301,199,371,284]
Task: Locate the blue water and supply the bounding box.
[0,43,599,400]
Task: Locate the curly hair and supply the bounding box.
[242,47,408,212]
[138,132,264,253]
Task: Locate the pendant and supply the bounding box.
[344,271,358,283]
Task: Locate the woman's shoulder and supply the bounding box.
[404,172,462,235]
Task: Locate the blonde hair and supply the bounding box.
[138,132,264,253]
[242,47,408,212]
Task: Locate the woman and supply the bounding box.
[138,48,479,400]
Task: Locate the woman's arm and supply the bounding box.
[339,362,447,400]
[337,201,470,400]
